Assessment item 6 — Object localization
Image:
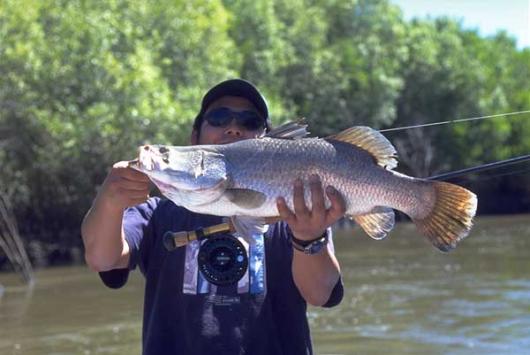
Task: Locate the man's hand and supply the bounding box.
[97,161,151,212]
[276,175,345,306]
[276,175,346,241]
[82,161,150,271]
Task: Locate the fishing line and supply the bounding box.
[379,109,530,132]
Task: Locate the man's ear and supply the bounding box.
[190,129,199,145]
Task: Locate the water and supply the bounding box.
[1,215,529,354]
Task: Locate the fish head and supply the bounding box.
[132,144,228,205]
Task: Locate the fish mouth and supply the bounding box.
[150,175,228,194]
[135,147,170,172]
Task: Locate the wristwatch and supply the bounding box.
[291,232,329,255]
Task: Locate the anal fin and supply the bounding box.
[351,207,395,240]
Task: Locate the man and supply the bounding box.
[82,79,346,354]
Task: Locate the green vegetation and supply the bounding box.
[1,0,529,266]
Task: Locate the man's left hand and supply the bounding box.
[276,175,346,241]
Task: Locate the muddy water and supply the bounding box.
[1,215,529,354]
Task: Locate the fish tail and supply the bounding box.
[412,182,477,252]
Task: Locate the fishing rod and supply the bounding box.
[427,154,530,181]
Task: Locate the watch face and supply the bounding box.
[306,238,328,254]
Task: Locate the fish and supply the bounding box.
[130,122,477,251]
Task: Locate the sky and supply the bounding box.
[391,0,530,49]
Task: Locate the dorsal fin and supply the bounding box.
[327,126,398,169]
[266,119,309,139]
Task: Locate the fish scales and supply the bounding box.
[210,137,424,217]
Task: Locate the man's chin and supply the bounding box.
[216,139,244,145]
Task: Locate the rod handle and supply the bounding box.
[163,222,232,251]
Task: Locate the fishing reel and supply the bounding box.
[198,233,248,286]
[164,223,248,286]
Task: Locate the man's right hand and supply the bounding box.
[82,161,151,271]
[96,161,151,212]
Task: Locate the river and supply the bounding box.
[1,214,529,354]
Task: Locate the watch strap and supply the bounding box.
[291,231,329,254]
[291,231,328,247]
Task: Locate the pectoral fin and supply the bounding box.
[225,188,267,209]
[351,207,395,240]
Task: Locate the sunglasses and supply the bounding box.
[203,107,266,131]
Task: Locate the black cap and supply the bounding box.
[193,79,270,131]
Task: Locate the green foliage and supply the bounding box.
[1,0,237,246]
[272,0,408,135]
[391,17,530,178]
[0,0,529,258]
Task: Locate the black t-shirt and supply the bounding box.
[100,197,343,355]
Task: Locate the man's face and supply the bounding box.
[191,96,266,145]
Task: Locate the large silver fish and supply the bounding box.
[131,123,477,251]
